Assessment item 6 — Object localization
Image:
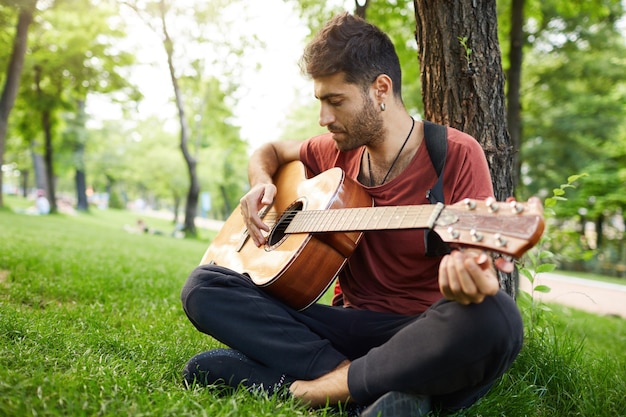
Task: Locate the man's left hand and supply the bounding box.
[438,249,500,304]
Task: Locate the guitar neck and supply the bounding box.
[285,205,437,233]
[280,196,544,258]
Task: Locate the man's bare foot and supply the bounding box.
[289,360,351,407]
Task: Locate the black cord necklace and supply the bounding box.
[367,117,416,186]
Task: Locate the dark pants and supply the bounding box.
[181,265,523,409]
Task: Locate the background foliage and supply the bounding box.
[1,0,625,267]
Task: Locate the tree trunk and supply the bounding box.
[31,145,47,190]
[507,0,525,189]
[75,170,88,210]
[0,3,36,207]
[595,214,603,249]
[20,169,29,197]
[159,0,199,236]
[413,0,518,297]
[34,64,57,213]
[354,0,369,18]
[172,192,181,224]
[73,99,89,211]
[42,108,57,213]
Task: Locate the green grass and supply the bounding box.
[466,302,626,416]
[1,196,625,416]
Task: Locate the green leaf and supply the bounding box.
[545,207,556,216]
[534,284,552,293]
[536,263,557,273]
[539,250,555,259]
[567,173,588,183]
[539,304,553,312]
[520,267,535,283]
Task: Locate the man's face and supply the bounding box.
[313,73,384,151]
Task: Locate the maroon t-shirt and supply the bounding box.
[299,123,494,315]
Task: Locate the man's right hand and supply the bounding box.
[241,140,303,246]
[239,183,277,247]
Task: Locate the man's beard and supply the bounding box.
[331,98,385,152]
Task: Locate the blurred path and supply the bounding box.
[194,216,226,231]
[140,210,225,231]
[519,272,626,319]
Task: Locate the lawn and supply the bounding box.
[1,197,624,416]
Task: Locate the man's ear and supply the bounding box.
[372,74,392,100]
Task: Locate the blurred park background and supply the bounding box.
[2,0,626,276]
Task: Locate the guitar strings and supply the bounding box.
[255,206,433,232]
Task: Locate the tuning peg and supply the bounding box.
[464,198,477,210]
[485,197,499,213]
[509,201,524,214]
[494,233,507,247]
[470,228,483,242]
[448,226,460,239]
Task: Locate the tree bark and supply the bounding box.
[159,0,199,236]
[595,214,604,249]
[507,0,525,189]
[19,169,28,197]
[41,108,56,213]
[172,192,181,224]
[73,100,89,211]
[354,0,369,19]
[34,64,57,213]
[414,0,518,297]
[31,145,47,190]
[75,170,88,210]
[0,2,36,207]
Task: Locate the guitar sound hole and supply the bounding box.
[267,201,304,247]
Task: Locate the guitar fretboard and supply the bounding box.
[285,205,437,233]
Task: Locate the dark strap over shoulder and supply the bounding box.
[423,120,448,204]
[422,120,450,257]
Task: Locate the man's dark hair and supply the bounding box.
[301,12,403,99]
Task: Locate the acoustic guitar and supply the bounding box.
[200,161,545,310]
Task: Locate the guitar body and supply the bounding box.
[200,161,373,310]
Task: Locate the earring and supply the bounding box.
[380,102,386,111]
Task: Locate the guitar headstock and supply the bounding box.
[432,197,545,258]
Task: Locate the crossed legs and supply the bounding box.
[181,265,523,410]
